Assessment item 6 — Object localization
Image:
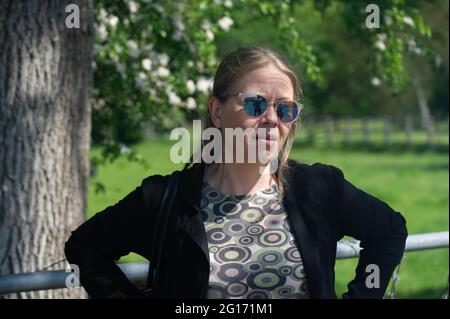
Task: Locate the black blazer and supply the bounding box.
[64,159,408,299]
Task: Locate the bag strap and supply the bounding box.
[146,171,180,291]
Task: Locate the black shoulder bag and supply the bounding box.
[142,171,180,298]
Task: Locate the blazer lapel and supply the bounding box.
[177,163,210,265]
[283,171,322,298]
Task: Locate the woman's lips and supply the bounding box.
[255,135,278,150]
[256,135,277,141]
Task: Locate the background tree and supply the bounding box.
[0,0,92,298]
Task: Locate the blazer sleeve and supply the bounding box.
[330,165,408,299]
[64,174,165,299]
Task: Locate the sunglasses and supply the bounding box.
[222,92,302,124]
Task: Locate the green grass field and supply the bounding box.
[87,137,449,299]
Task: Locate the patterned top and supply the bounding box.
[200,182,309,299]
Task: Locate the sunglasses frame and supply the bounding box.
[222,92,303,124]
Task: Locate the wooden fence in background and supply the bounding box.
[298,115,449,148]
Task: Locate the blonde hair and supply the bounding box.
[185,45,302,198]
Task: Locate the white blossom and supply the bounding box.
[171,15,185,41]
[371,77,381,87]
[93,98,105,110]
[206,30,214,41]
[135,72,148,90]
[156,66,170,77]
[186,97,197,110]
[196,77,213,93]
[375,41,386,51]
[408,40,422,55]
[154,79,164,88]
[375,33,387,51]
[377,33,387,42]
[144,44,154,53]
[201,20,212,31]
[385,15,393,26]
[168,91,182,105]
[142,58,152,71]
[158,53,170,66]
[119,143,131,155]
[218,16,234,32]
[99,8,108,23]
[116,63,126,77]
[109,15,119,29]
[96,98,106,109]
[127,40,138,51]
[149,88,157,99]
[114,44,122,54]
[224,0,233,8]
[413,47,422,55]
[403,16,415,27]
[186,80,196,94]
[129,1,140,13]
[153,4,165,14]
[138,72,146,80]
[97,24,108,40]
[172,15,185,31]
[127,40,139,58]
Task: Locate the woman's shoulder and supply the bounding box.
[285,159,347,198]
[287,158,344,179]
[139,165,195,198]
[140,164,196,188]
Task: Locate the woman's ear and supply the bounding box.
[208,96,222,128]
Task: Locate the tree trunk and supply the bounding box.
[413,79,435,140]
[0,0,93,298]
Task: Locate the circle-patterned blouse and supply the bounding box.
[200,182,309,299]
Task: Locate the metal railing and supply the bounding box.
[0,231,448,295]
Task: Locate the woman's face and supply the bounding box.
[210,64,294,164]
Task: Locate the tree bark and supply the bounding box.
[0,0,93,298]
[413,80,436,145]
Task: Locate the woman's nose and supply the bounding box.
[262,102,279,125]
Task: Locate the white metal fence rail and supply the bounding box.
[0,231,448,296]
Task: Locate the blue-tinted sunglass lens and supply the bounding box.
[278,102,299,123]
[243,96,268,117]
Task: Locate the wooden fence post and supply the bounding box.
[363,116,371,146]
[343,116,351,147]
[325,116,333,147]
[384,116,392,146]
[306,115,315,145]
[405,115,413,147]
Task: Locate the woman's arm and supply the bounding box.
[64,174,165,298]
[330,166,408,299]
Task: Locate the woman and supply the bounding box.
[65,46,408,299]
